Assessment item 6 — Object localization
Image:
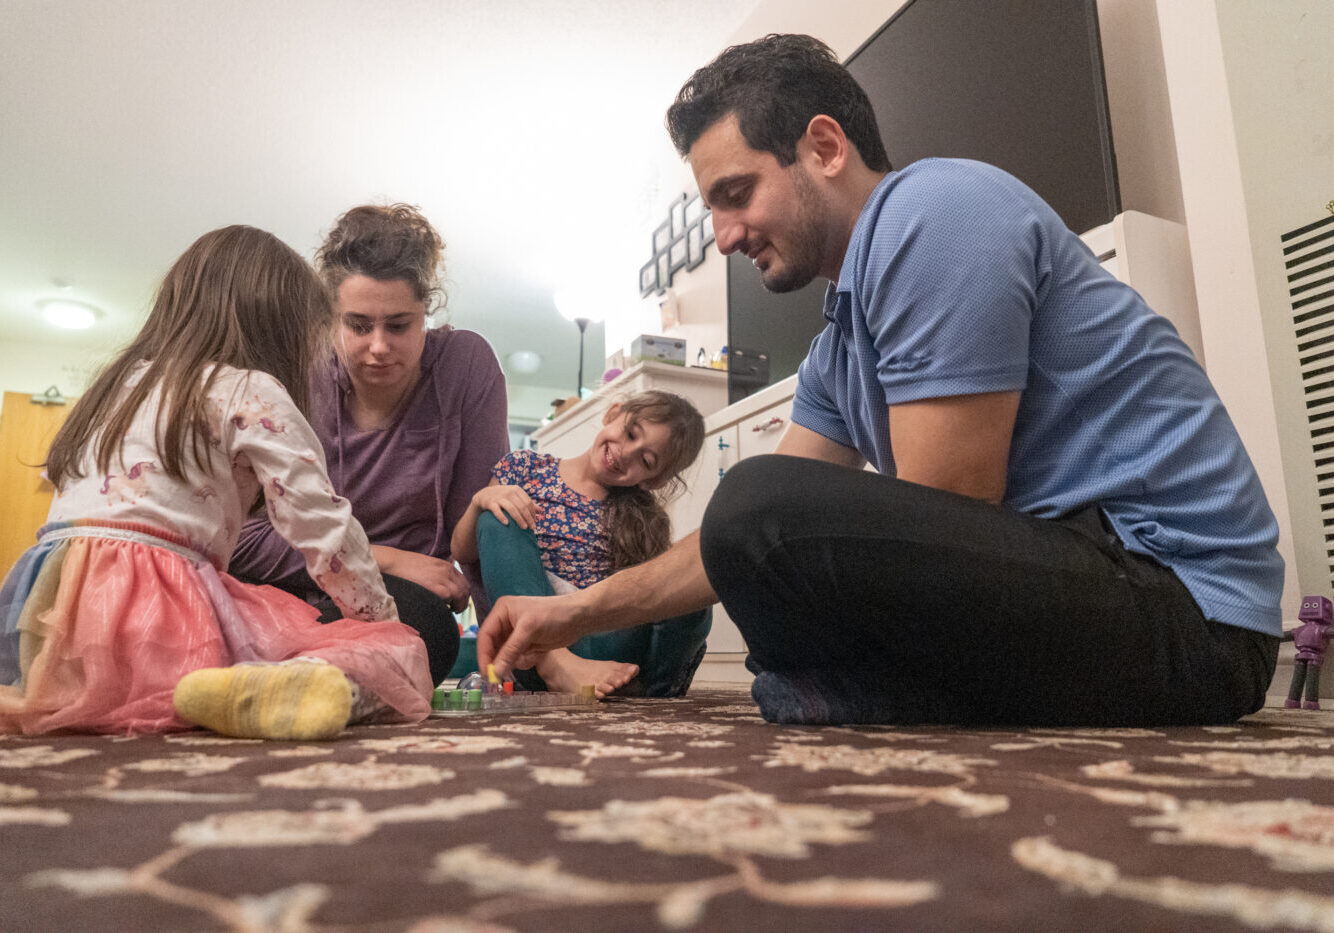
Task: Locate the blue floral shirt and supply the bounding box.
[492,450,609,589]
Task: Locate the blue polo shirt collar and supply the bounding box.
[822,281,849,334]
[825,173,896,334]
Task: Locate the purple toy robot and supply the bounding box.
[1285,595,1333,710]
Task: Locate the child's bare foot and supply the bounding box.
[535,648,638,698]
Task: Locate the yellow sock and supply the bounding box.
[173,660,353,740]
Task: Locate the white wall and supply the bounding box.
[1216,0,1333,614]
[508,381,575,427]
[0,336,564,429]
[0,339,108,397]
[1157,0,1333,617]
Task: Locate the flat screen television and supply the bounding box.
[727,0,1120,403]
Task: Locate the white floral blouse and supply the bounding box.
[47,363,396,622]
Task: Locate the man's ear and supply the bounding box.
[602,403,622,425]
[803,114,849,178]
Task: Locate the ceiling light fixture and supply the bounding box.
[506,350,542,374]
[40,299,100,330]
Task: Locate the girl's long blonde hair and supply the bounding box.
[45,225,332,487]
[602,391,706,571]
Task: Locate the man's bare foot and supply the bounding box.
[535,648,638,699]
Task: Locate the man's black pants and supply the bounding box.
[699,455,1277,726]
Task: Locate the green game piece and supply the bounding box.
[466,688,483,711]
[431,688,446,711]
[447,689,464,710]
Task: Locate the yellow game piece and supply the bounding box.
[578,684,597,698]
[486,664,500,685]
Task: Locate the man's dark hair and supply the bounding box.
[666,33,891,173]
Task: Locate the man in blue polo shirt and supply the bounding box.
[479,33,1282,726]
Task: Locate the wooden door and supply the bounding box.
[0,391,73,576]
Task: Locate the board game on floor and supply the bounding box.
[430,670,599,716]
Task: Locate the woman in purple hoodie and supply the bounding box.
[231,204,510,684]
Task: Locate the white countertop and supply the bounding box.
[533,360,728,442]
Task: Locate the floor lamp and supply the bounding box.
[555,291,606,398]
[573,316,590,397]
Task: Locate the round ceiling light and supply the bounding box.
[506,350,542,374]
[40,299,100,330]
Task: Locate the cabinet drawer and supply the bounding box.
[737,398,794,460]
[670,425,737,540]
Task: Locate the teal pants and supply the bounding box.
[449,512,711,697]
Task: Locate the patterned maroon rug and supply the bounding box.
[3,689,1334,931]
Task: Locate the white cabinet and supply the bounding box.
[681,375,798,528]
[1081,211,1203,364]
[667,427,735,549]
[737,404,789,460]
[673,377,799,672]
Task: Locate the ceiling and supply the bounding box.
[0,0,758,414]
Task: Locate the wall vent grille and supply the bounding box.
[1285,211,1334,583]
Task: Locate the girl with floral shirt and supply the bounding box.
[0,226,431,738]
[451,391,709,697]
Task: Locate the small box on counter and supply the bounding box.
[629,334,687,366]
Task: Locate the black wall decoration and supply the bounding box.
[640,192,713,298]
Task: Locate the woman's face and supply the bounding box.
[334,275,428,399]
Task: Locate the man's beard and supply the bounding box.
[760,165,827,294]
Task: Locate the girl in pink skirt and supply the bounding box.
[0,225,431,737]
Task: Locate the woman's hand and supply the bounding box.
[371,545,471,613]
[471,484,539,530]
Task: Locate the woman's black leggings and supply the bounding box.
[315,574,459,687]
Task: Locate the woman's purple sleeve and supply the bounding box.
[444,339,511,610]
[231,512,312,588]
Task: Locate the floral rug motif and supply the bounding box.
[3,691,1334,931]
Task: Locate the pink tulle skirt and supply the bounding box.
[0,526,431,735]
